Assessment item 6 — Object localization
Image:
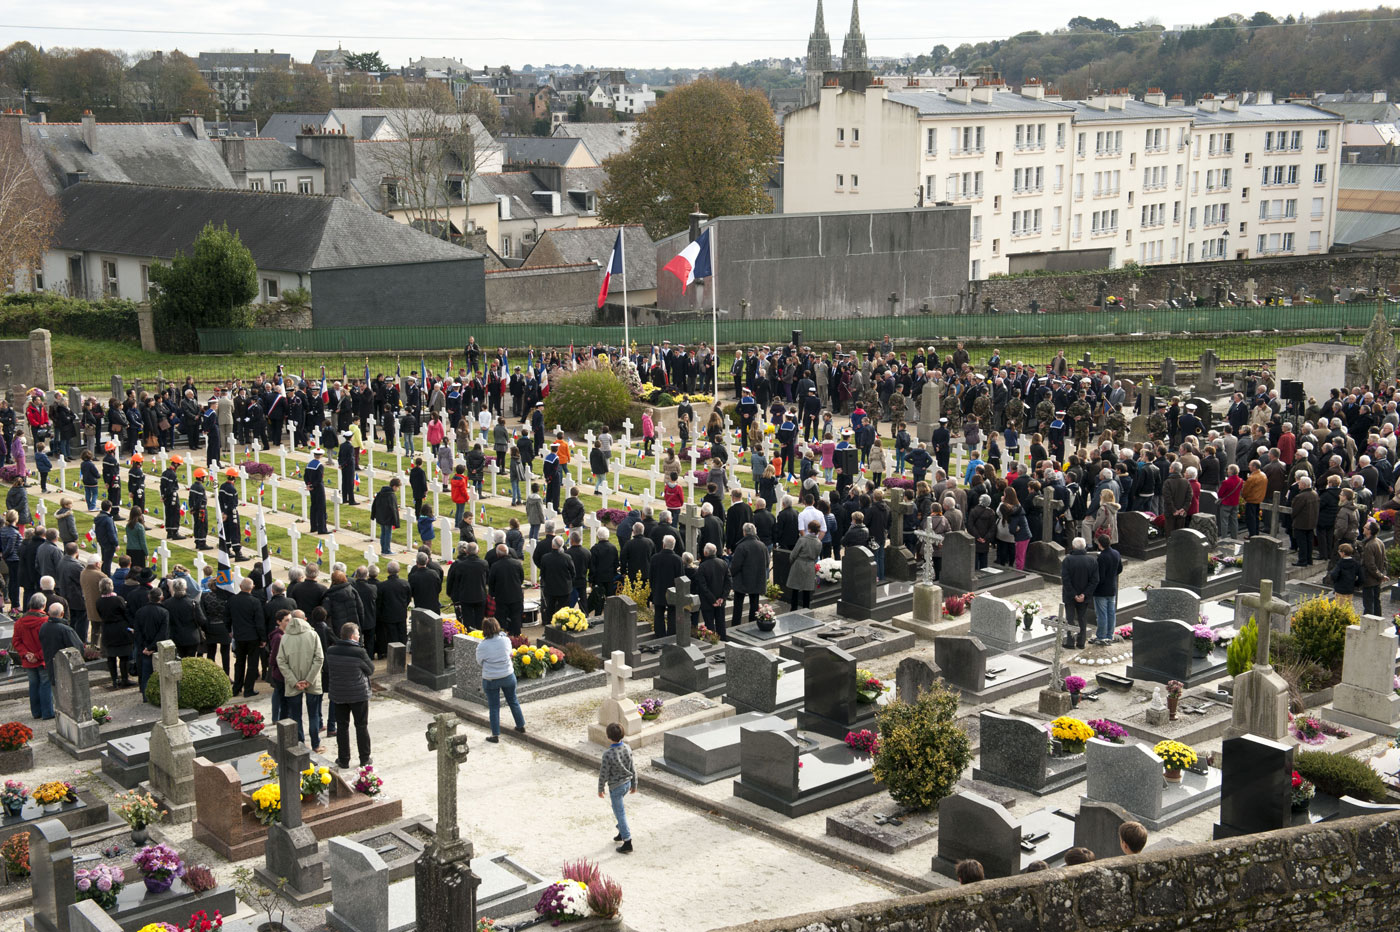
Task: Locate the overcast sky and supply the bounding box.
[4,1,1357,70]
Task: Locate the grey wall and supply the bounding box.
[656,208,969,317]
[0,330,53,394]
[310,258,485,327]
[484,265,600,324]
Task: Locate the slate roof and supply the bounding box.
[478,172,579,219]
[239,139,323,172]
[260,113,342,147]
[1060,98,1193,123]
[26,121,235,194]
[1170,101,1338,124]
[196,52,292,71]
[551,123,639,162]
[525,224,655,292]
[503,136,593,166]
[348,139,499,212]
[886,90,1074,115]
[1320,101,1400,124]
[52,182,478,272]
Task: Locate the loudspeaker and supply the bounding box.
[1280,379,1305,403]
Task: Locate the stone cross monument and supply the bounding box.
[1227,580,1291,740]
[415,714,479,932]
[146,640,196,821]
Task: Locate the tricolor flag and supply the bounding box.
[215,517,239,594]
[662,229,712,292]
[243,522,252,540]
[314,539,324,558]
[420,356,428,388]
[597,229,623,308]
[255,506,272,597]
[320,366,329,404]
[84,528,94,543]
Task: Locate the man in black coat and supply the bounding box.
[375,562,412,654]
[566,531,591,609]
[728,523,769,632]
[694,543,732,639]
[620,523,655,585]
[408,551,443,613]
[229,576,266,697]
[648,536,685,637]
[445,542,489,630]
[289,565,326,615]
[589,528,620,601]
[774,496,800,551]
[538,536,576,628]
[724,490,753,554]
[487,544,525,636]
[352,567,379,652]
[752,496,776,548]
[1060,536,1099,649]
[262,580,297,631]
[165,578,206,658]
[700,503,724,558]
[372,479,400,555]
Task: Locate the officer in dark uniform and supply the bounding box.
[931,417,951,475]
[219,467,244,560]
[202,400,222,468]
[305,448,329,534]
[161,455,183,539]
[189,468,209,549]
[128,453,146,511]
[338,431,358,506]
[102,442,121,505]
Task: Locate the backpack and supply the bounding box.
[1066,483,1088,522]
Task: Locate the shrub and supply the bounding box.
[1228,617,1257,677]
[543,370,631,431]
[1294,750,1389,802]
[1290,595,1356,669]
[0,294,141,343]
[1,832,29,878]
[1387,545,1400,578]
[144,657,233,710]
[653,392,676,408]
[562,643,601,673]
[182,864,218,893]
[150,222,259,352]
[870,683,972,811]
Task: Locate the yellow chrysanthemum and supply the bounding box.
[321,774,331,784]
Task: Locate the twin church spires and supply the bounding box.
[806,0,866,73]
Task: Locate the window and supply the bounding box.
[991,238,1000,256]
[271,179,287,193]
[1309,230,1322,250]
[836,174,844,188]
[971,259,981,279]
[971,216,982,241]
[102,259,118,297]
[249,178,263,191]
[836,128,845,143]
[1264,131,1274,151]
[1317,129,1330,150]
[1052,205,1062,231]
[1077,132,1085,157]
[1314,164,1326,184]
[850,174,859,190]
[1057,123,1066,148]
[1283,232,1295,251]
[1311,196,1324,218]
[1173,201,1180,223]
[925,175,935,201]
[263,277,280,301]
[501,235,512,256]
[1188,206,1197,229]
[386,182,400,205]
[852,128,860,143]
[1223,132,1233,154]
[1289,130,1302,150]
[32,269,43,291]
[1072,213,1082,237]
[297,178,313,194]
[926,127,937,155]
[1287,165,1298,185]
[1176,164,1184,187]
[1187,243,1195,262]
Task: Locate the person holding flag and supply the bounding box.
[219,467,245,561]
[306,448,329,535]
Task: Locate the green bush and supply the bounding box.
[562,643,601,672]
[543,370,631,431]
[653,393,676,408]
[150,222,259,353]
[1290,594,1356,669]
[870,683,972,811]
[1295,750,1390,802]
[1387,545,1400,578]
[0,294,141,343]
[1228,617,1257,677]
[144,657,234,710]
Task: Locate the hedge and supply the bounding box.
[0,294,141,343]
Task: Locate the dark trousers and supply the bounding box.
[107,655,130,685]
[700,599,726,639]
[1063,598,1092,648]
[233,639,261,696]
[787,588,812,610]
[730,591,759,633]
[652,600,676,637]
[541,593,569,630]
[205,640,231,675]
[1294,529,1314,565]
[1363,585,1382,616]
[334,700,371,767]
[175,644,198,659]
[496,602,522,637]
[459,602,485,630]
[1245,503,1261,536]
[98,546,115,578]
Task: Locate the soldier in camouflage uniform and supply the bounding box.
[1068,393,1093,448]
[972,392,993,434]
[1105,404,1129,444]
[943,383,963,434]
[862,385,882,426]
[888,390,908,437]
[1004,394,1025,434]
[1147,409,1169,441]
[1035,397,1055,433]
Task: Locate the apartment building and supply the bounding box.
[782,80,1342,278]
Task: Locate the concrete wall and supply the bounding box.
[0,329,54,394]
[1276,342,1366,402]
[309,257,485,327]
[975,251,1400,312]
[715,809,1400,932]
[656,207,969,318]
[484,264,599,324]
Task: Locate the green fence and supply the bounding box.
[198,303,1392,354]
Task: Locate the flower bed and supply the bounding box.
[594,508,628,526]
[214,705,264,739]
[1088,719,1129,743]
[1290,716,1351,746]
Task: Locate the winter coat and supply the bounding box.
[1086,500,1120,545]
[277,615,325,697]
[325,637,374,704]
[97,594,134,658]
[322,581,366,635]
[786,534,821,592]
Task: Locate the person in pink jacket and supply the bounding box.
[819,436,836,484]
[642,410,656,456]
[425,414,446,454]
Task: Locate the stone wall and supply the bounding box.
[976,252,1400,312]
[484,264,600,324]
[0,329,54,394]
[255,305,314,330]
[713,809,1400,932]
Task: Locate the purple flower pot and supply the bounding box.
[144,875,175,895]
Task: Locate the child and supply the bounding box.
[524,483,545,541]
[1326,542,1363,597]
[597,722,637,854]
[418,505,436,547]
[55,497,77,545]
[34,442,51,493]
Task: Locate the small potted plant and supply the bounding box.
[232,867,295,932]
[1190,622,1216,658]
[1,832,29,879]
[32,781,72,813]
[114,790,168,845]
[693,624,721,646]
[551,606,588,632]
[92,706,112,726]
[1,779,27,818]
[0,722,34,773]
[74,864,125,912]
[637,698,663,721]
[300,765,333,803]
[133,842,185,895]
[1063,675,1087,708]
[251,784,281,825]
[1290,770,1316,813]
[1050,716,1094,755]
[753,603,777,633]
[1088,719,1129,744]
[215,704,266,739]
[1154,739,1198,783]
[1016,599,1041,631]
[353,765,383,797]
[1166,680,1183,720]
[586,874,624,927]
[844,729,879,757]
[855,669,887,704]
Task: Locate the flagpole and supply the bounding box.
[710,229,719,400]
[621,227,630,358]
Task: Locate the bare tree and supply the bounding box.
[0,134,58,290]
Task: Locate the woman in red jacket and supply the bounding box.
[12,599,53,719]
[25,394,50,446]
[449,465,471,524]
[1217,463,1244,540]
[662,474,685,523]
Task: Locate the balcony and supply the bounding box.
[948,146,985,158]
[1092,187,1121,199]
[1090,226,1119,238]
[1258,212,1297,223]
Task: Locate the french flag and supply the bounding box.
[663,229,712,292]
[596,229,623,309]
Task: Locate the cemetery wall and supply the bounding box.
[719,809,1400,932]
[484,265,601,325]
[975,252,1400,313]
[0,328,53,393]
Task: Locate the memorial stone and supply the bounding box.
[1330,614,1400,734]
[25,820,74,932]
[602,595,640,665]
[1213,735,1295,839]
[146,640,196,821]
[415,714,479,932]
[408,609,452,690]
[327,838,390,932]
[1163,528,1210,592]
[835,546,877,620]
[257,720,328,899]
[51,647,100,756]
[895,656,939,703]
[1228,581,1291,741]
[1242,534,1289,597]
[724,643,782,714]
[967,595,1020,652]
[938,530,977,592]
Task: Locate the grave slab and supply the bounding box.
[731,727,880,818]
[652,712,790,783]
[1081,739,1222,831]
[100,718,251,788]
[931,792,1076,880]
[972,711,1088,796]
[934,635,1052,704]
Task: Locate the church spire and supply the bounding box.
[842,0,868,71]
[807,0,832,73]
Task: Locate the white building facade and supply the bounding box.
[783,81,1343,279]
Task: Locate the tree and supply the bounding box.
[46,47,130,120]
[0,134,58,291]
[461,83,502,135]
[0,42,46,103]
[131,50,214,119]
[149,223,258,352]
[598,78,779,239]
[343,50,386,73]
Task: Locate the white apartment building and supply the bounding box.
[783,80,1342,278]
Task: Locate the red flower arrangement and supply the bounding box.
[942,592,976,617]
[214,705,265,739]
[184,910,223,932]
[0,722,33,752]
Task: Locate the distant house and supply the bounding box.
[196,51,294,113]
[216,137,326,194]
[523,224,656,306]
[551,123,638,163]
[503,136,598,170]
[25,182,485,327]
[477,169,604,260]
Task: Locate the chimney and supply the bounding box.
[220,136,247,186]
[947,83,971,105]
[180,114,207,140]
[1087,94,1109,111]
[1145,88,1166,107]
[1020,79,1044,100]
[970,84,994,104]
[81,110,97,154]
[1197,94,1220,113]
[0,110,30,149]
[1108,89,1127,110]
[1256,91,1274,105]
[297,129,357,198]
[1374,90,1388,103]
[1221,96,1239,112]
